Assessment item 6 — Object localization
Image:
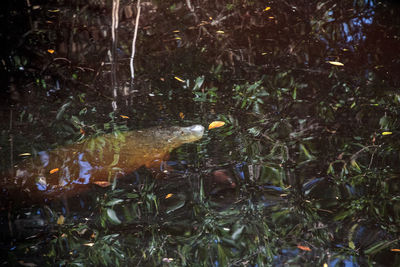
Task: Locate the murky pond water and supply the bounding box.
[1,0,400,266]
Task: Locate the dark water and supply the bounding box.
[1,0,400,266]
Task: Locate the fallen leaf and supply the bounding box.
[47,49,55,54]
[49,168,59,174]
[263,7,271,11]
[93,181,111,187]
[57,215,65,225]
[165,193,173,199]
[327,61,344,66]
[83,243,95,247]
[216,30,225,34]
[391,248,400,252]
[208,121,226,129]
[19,153,31,156]
[120,115,129,119]
[174,76,185,83]
[382,131,392,135]
[179,112,185,119]
[17,261,37,267]
[297,245,312,251]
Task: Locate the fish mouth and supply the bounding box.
[188,125,205,137]
[179,124,205,142]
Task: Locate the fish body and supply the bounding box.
[10,125,204,193]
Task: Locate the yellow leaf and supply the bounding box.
[268,16,275,19]
[323,264,328,267]
[165,193,173,199]
[83,243,95,247]
[327,61,344,66]
[49,168,59,174]
[216,30,225,34]
[174,76,185,83]
[120,115,129,119]
[382,131,392,135]
[263,7,271,11]
[47,49,55,54]
[173,30,180,33]
[179,112,185,119]
[391,248,400,252]
[57,215,65,225]
[174,37,181,40]
[208,121,226,130]
[19,153,31,156]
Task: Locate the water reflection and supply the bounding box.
[1,0,400,266]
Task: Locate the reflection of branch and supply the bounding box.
[130,0,141,81]
[111,0,120,110]
[9,109,14,176]
[185,0,194,12]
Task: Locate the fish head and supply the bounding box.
[167,124,205,145]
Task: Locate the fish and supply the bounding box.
[7,124,204,194]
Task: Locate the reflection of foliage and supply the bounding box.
[2,0,400,266]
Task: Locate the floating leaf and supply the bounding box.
[57,215,65,225]
[93,181,111,187]
[120,115,129,119]
[382,131,392,135]
[327,61,344,66]
[49,168,59,174]
[165,193,173,199]
[174,76,185,83]
[208,121,226,129]
[297,245,312,251]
